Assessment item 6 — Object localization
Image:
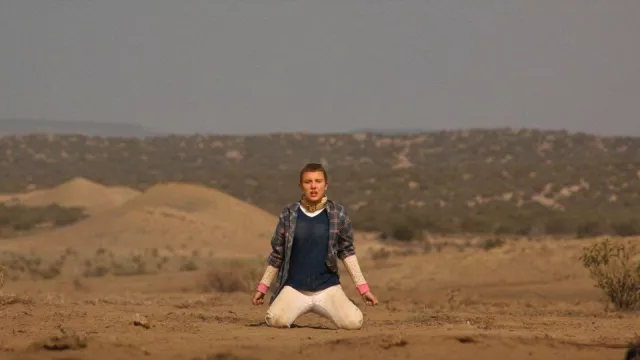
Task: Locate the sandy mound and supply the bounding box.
[0,177,140,215]
[0,182,278,257]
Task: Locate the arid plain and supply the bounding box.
[0,178,638,360]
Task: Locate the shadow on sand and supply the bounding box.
[246,322,334,330]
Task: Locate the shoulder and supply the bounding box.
[327,200,349,217]
[279,202,301,216]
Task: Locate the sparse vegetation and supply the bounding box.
[0,264,6,289]
[31,330,88,351]
[1,129,640,236]
[481,237,506,251]
[579,238,640,311]
[0,202,87,237]
[199,260,262,293]
[0,292,33,306]
[390,224,417,242]
[0,250,73,280]
[0,247,213,281]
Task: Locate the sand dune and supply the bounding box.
[0,182,278,257]
[0,177,140,215]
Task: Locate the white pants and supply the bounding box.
[265,285,363,330]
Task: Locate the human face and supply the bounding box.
[299,171,327,203]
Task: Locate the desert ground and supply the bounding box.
[0,178,638,360]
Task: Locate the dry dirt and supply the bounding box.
[0,180,639,360]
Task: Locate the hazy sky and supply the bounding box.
[1,1,639,135]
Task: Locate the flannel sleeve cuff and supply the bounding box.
[337,249,356,260]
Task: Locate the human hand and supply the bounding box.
[252,291,265,306]
[361,291,379,306]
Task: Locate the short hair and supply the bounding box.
[299,163,328,183]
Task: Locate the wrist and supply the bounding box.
[257,282,269,294]
[357,283,370,295]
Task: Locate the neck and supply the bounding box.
[300,195,327,212]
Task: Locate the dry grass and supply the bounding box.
[0,247,212,282]
[199,259,263,293]
[30,329,88,351]
[0,264,6,289]
[0,292,33,306]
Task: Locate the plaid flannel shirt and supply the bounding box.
[266,199,356,304]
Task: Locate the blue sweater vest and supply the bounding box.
[284,207,340,292]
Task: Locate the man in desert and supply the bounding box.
[251,163,379,330]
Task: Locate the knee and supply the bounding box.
[265,309,290,328]
[338,309,363,330]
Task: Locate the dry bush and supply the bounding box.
[481,237,505,251]
[0,203,87,237]
[199,260,262,293]
[173,295,220,309]
[2,247,210,280]
[83,248,179,277]
[0,251,70,280]
[30,330,88,351]
[580,238,640,311]
[0,264,5,289]
[0,292,33,306]
[371,248,391,260]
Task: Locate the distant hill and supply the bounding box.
[0,182,276,257]
[1,128,640,238]
[0,119,158,138]
[0,177,140,215]
[349,128,433,135]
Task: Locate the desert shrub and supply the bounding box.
[111,259,148,276]
[579,238,640,311]
[459,216,493,234]
[391,224,415,242]
[0,251,67,280]
[370,248,391,260]
[576,220,609,239]
[611,221,640,237]
[179,259,199,272]
[0,203,87,236]
[377,214,424,242]
[5,207,43,231]
[82,260,110,278]
[0,265,6,289]
[481,237,505,251]
[82,249,165,277]
[493,223,520,235]
[46,204,87,226]
[200,260,262,293]
[543,217,576,235]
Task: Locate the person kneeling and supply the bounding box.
[251,163,378,329]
